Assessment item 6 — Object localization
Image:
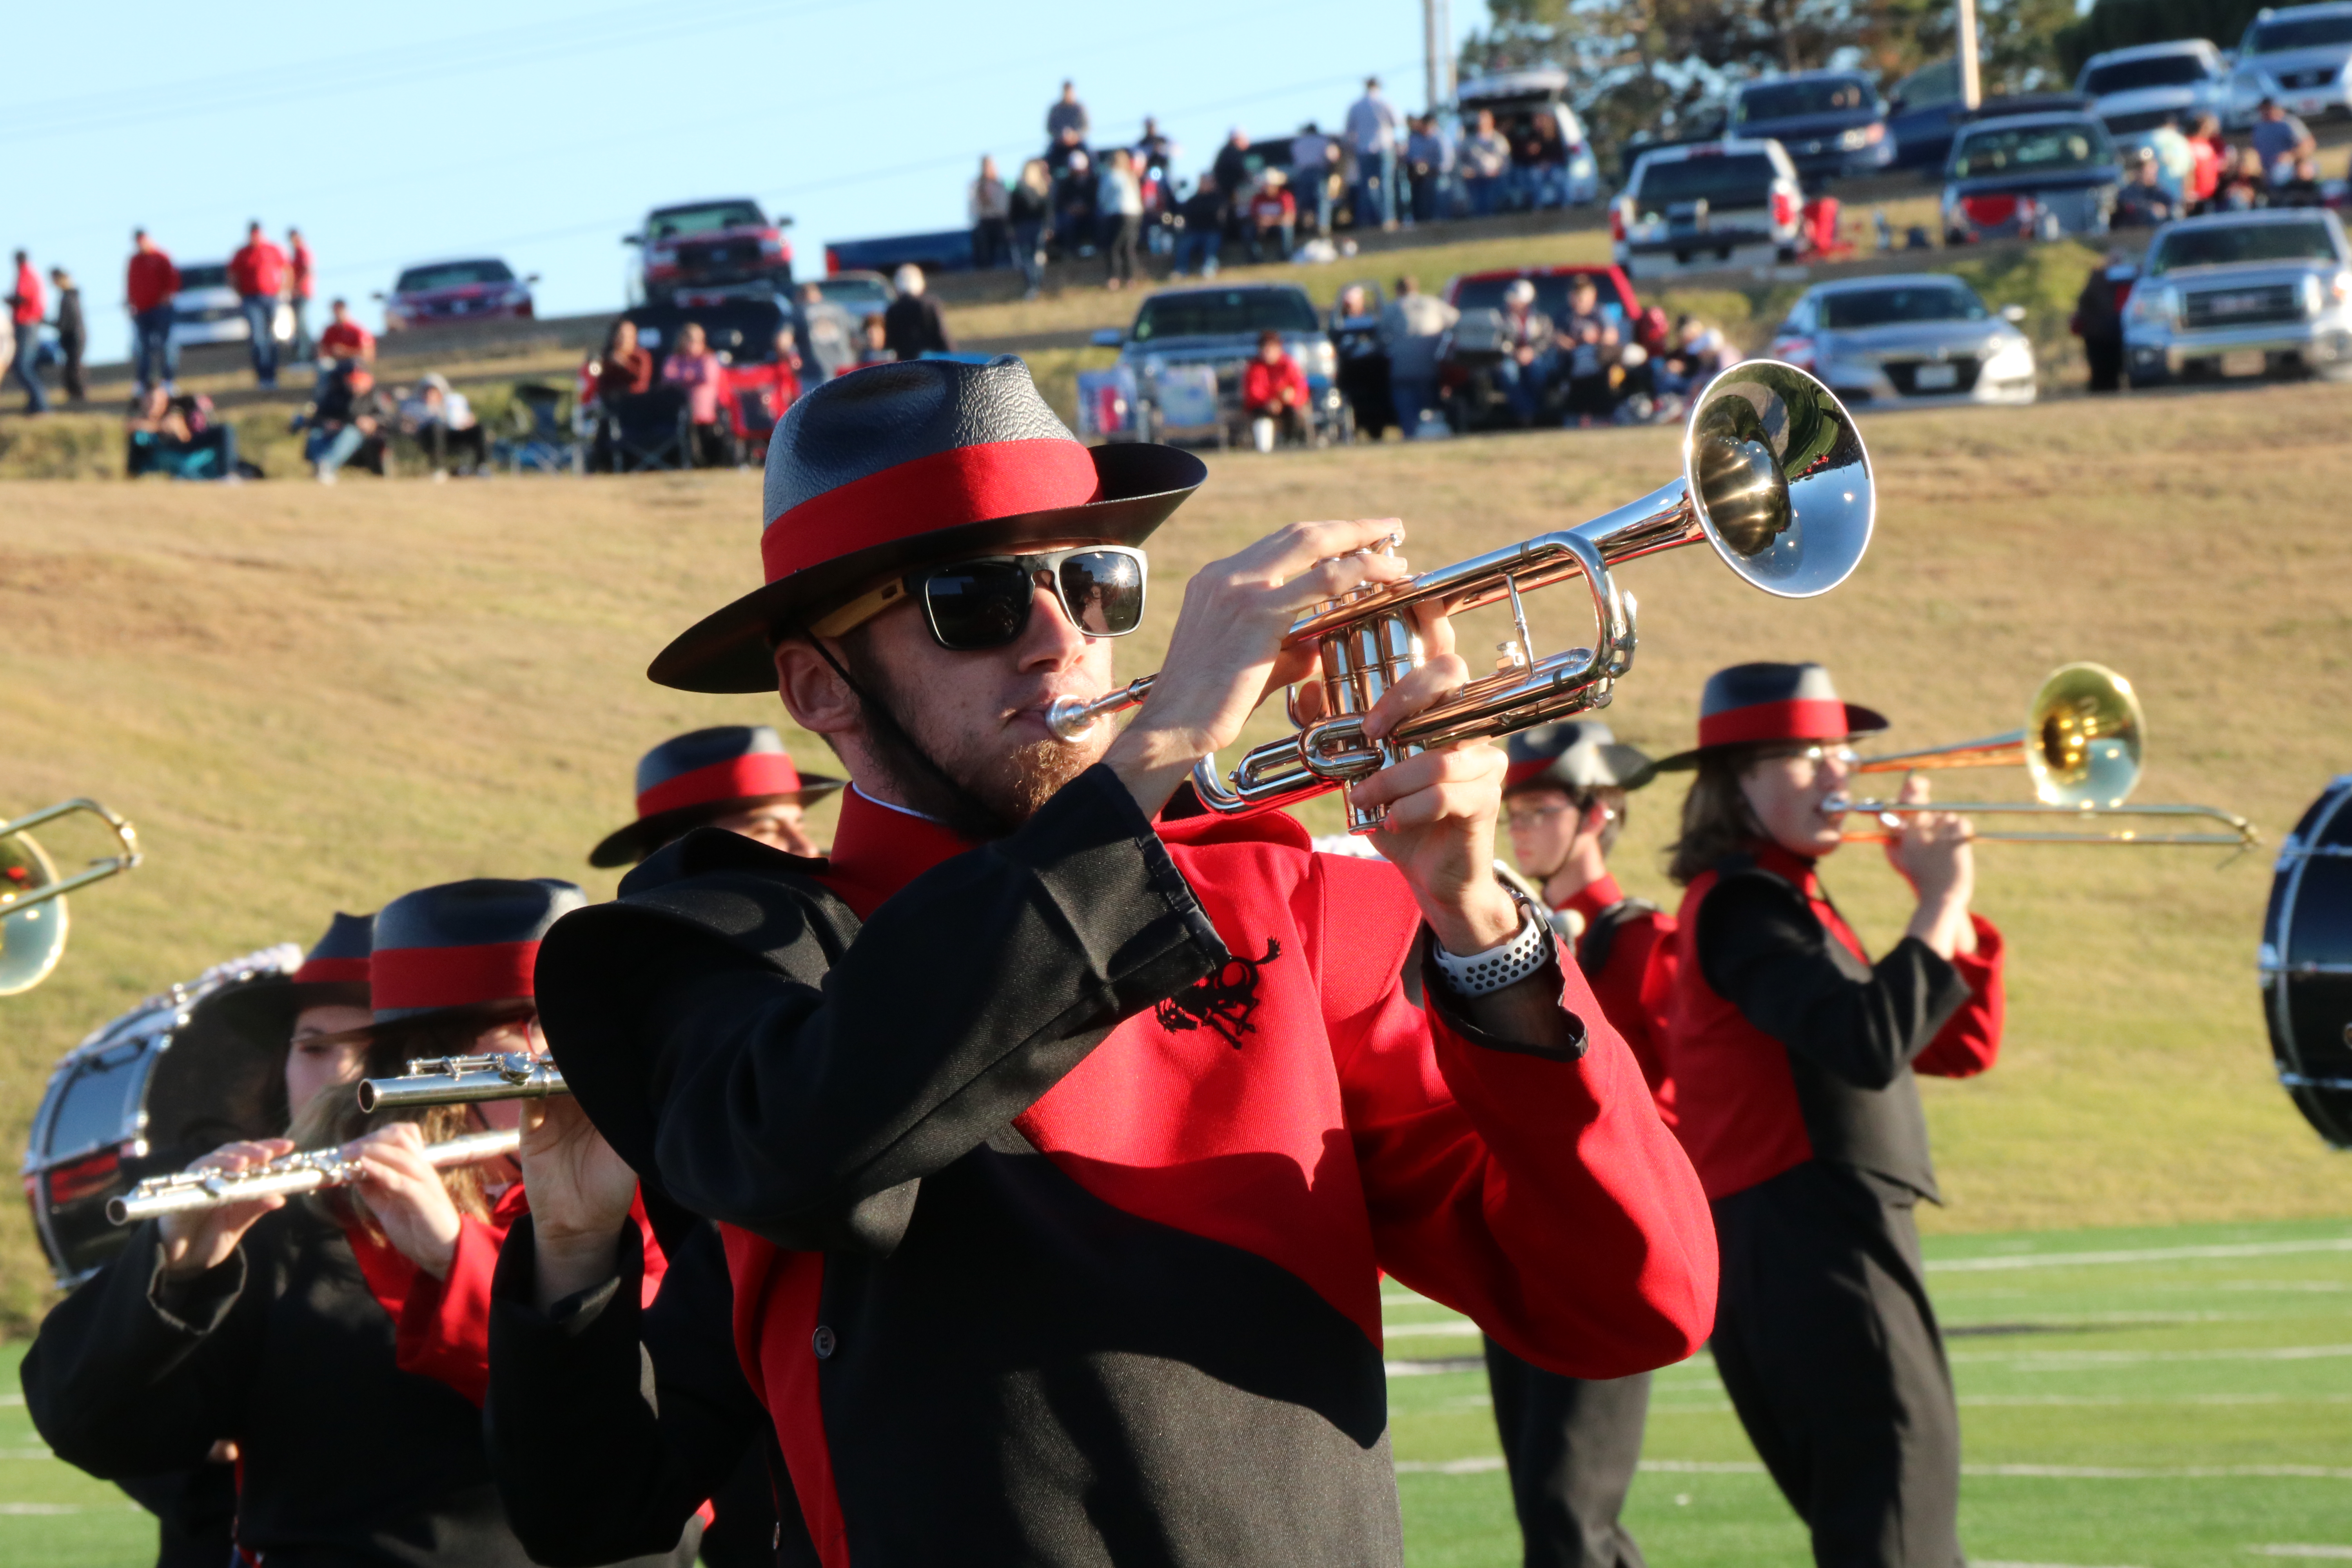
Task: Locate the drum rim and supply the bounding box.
[2267,777,2352,1150]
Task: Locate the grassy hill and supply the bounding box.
[1,379,2348,1329]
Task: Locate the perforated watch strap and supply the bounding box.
[1429,889,1553,997]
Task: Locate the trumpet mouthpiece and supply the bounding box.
[1045,695,1098,740]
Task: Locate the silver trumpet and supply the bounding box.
[357,1053,568,1112]
[107,1128,521,1225]
[1047,362,1875,832]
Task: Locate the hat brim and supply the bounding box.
[209,977,374,1050]
[587,775,846,868]
[310,995,537,1049]
[1653,703,1889,772]
[1501,742,1661,795]
[649,441,1207,694]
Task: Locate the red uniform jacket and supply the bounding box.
[1560,874,1678,1122]
[1662,844,2002,1203]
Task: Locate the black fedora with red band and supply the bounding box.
[214,911,376,1046]
[650,356,1205,693]
[589,726,843,868]
[339,878,586,1041]
[1655,662,1887,771]
[1504,721,1658,796]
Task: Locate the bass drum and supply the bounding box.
[21,945,302,1287]
[2261,775,2352,1149]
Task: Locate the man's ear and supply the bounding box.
[776,637,860,739]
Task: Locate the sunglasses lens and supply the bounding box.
[1058,550,1145,637]
[922,561,1032,650]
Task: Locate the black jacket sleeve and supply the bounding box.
[486,1214,775,1568]
[537,764,1226,1254]
[1695,872,1972,1091]
[20,1225,256,1478]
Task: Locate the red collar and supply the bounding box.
[815,786,976,920]
[1561,872,1626,920]
[1746,841,1824,896]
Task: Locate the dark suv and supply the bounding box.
[629,198,794,305]
[1728,71,1895,187]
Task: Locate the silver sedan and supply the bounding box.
[1766,274,2038,408]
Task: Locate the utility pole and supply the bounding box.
[1424,0,1454,112]
[1957,0,1982,108]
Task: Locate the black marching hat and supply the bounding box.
[212,911,375,1047]
[589,726,842,868]
[1504,721,1658,796]
[1654,661,1888,771]
[323,878,585,1044]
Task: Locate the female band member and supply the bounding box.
[1655,662,2004,1568]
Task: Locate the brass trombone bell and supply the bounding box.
[0,800,143,997]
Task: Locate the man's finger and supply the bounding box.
[1231,517,1405,589]
[1348,739,1503,810]
[1361,653,1472,740]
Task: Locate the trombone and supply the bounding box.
[1048,362,1877,831]
[1826,662,2256,847]
[0,799,143,996]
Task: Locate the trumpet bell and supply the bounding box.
[1685,362,1875,599]
[0,831,69,998]
[2026,661,2143,809]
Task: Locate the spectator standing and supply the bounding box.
[661,322,730,467]
[1495,277,1554,426]
[1098,149,1146,290]
[1346,77,1401,229]
[882,265,954,360]
[2114,150,2176,227]
[125,229,181,396]
[1045,80,1089,143]
[8,252,48,414]
[1381,272,1458,436]
[970,156,1013,270]
[1175,175,1224,277]
[1520,113,1572,209]
[1291,122,1336,237]
[1405,115,1451,225]
[1134,116,1177,173]
[2251,98,2317,187]
[1240,327,1308,449]
[1461,110,1512,217]
[2185,114,2225,212]
[1247,169,1298,262]
[2146,118,2194,207]
[1009,160,1055,298]
[1056,150,1098,258]
[48,268,85,404]
[227,221,289,388]
[399,372,486,479]
[2072,249,2132,394]
[286,226,316,363]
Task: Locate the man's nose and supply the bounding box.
[1016,579,1088,666]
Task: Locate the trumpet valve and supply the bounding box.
[1494,640,1527,673]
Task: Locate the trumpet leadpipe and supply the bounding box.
[107,1128,522,1225]
[356,1053,568,1112]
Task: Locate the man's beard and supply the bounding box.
[833,635,1100,841]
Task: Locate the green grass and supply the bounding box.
[7,1214,2345,1564]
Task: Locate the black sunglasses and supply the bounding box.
[906,546,1149,652]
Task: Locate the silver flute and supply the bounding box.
[107,1128,521,1225]
[356,1052,568,1112]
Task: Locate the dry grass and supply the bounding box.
[1,379,2347,1328]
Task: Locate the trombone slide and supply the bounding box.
[357,1053,567,1112]
[1830,798,2258,848]
[107,1128,522,1225]
[0,799,142,915]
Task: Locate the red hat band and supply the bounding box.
[1696,697,1854,749]
[370,942,540,1014]
[637,752,805,819]
[759,439,1103,586]
[291,955,370,987]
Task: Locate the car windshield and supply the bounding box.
[812,279,890,311]
[1820,285,1988,328]
[1633,153,1780,207]
[649,202,764,240]
[1737,79,1871,120]
[1950,122,2114,178]
[1131,289,1321,341]
[2249,14,2352,51]
[1453,274,1626,323]
[177,264,228,290]
[2150,219,2340,272]
[396,260,514,292]
[624,303,788,361]
[2082,54,2213,93]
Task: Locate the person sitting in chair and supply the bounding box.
[1240,328,1309,451]
[660,322,730,468]
[399,372,486,479]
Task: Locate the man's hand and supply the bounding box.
[518,1095,637,1312]
[1105,517,1410,817]
[158,1139,295,1282]
[347,1124,464,1280]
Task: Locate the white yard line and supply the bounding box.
[0,1502,136,1515]
[2249,1548,2352,1559]
[1928,1238,2352,1273]
[1396,1457,2352,1481]
[1954,1344,2352,1367]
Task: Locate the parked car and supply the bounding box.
[2123,208,2352,386]
[1087,284,1342,446]
[1436,265,1643,431]
[167,261,291,348]
[1727,71,1895,188]
[1612,139,1804,279]
[2077,40,2239,143]
[1941,111,2122,244]
[1886,58,1967,172]
[824,230,982,277]
[805,271,895,318]
[378,258,535,332]
[2229,2,2352,122]
[1768,274,2037,407]
[628,198,794,305]
[1455,68,1603,205]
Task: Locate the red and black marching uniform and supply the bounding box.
[512,771,1717,1568]
[1561,872,1677,1119]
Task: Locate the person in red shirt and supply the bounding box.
[1486,719,1671,1568]
[126,229,183,395]
[1247,168,1297,261]
[286,226,315,361]
[1241,327,1309,449]
[2184,113,2225,213]
[7,250,47,414]
[316,297,374,365]
[227,220,290,388]
[1655,662,2003,1568]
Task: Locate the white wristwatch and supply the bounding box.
[1430,888,1555,997]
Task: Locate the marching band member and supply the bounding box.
[495,357,1716,1567]
[1655,663,2004,1568]
[1486,721,1671,1568]
[590,724,844,867]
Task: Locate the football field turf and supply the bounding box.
[5,1215,2347,1566]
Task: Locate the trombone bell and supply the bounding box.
[0,799,143,997]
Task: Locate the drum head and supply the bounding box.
[2262,777,2352,1149]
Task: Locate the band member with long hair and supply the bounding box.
[1655,663,2004,1568]
[1485,721,1670,1568]
[491,356,1716,1567]
[24,885,703,1568]
[590,725,843,868]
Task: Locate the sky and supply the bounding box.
[11,0,1495,365]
